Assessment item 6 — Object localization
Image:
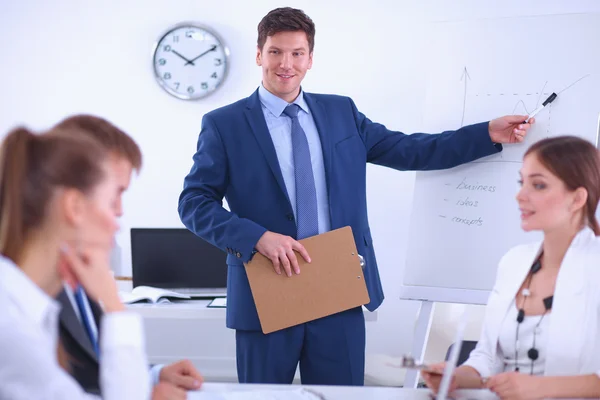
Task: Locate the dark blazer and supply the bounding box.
[178,89,499,331]
[57,290,102,394]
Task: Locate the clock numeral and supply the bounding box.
[211,72,218,79]
[201,82,208,90]
[214,58,222,66]
[185,30,195,38]
[158,58,166,66]
[173,35,179,43]
[163,45,172,52]
[187,86,195,94]
[174,82,180,90]
[163,72,172,80]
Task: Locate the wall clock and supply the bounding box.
[152,23,229,100]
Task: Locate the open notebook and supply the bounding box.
[119,285,190,304]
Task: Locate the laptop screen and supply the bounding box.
[437,308,470,400]
[131,228,227,289]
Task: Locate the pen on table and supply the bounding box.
[524,92,558,123]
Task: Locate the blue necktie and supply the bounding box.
[283,104,319,239]
[74,286,100,357]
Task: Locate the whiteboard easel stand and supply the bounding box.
[399,286,490,388]
[403,300,434,388]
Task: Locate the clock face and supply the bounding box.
[153,24,229,100]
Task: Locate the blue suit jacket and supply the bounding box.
[179,89,500,331]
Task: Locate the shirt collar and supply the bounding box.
[258,83,310,117]
[0,255,60,328]
[571,225,596,247]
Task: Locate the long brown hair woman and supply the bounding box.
[0,126,150,399]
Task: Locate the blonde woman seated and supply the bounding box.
[0,127,153,399]
[423,136,600,399]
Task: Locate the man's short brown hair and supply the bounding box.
[257,7,315,53]
[54,114,142,171]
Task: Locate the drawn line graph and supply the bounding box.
[459,68,591,164]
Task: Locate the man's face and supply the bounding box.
[108,155,133,218]
[256,30,313,103]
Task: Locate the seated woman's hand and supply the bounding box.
[486,372,544,400]
[421,362,457,394]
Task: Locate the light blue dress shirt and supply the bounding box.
[258,84,331,234]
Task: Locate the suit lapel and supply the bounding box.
[244,90,291,206]
[545,230,589,375]
[57,290,99,362]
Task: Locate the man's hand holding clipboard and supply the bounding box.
[244,226,369,334]
[255,231,312,277]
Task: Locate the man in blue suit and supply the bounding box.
[179,7,533,386]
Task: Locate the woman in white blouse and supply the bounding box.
[423,136,600,399]
[0,126,152,399]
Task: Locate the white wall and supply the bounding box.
[1,0,599,366]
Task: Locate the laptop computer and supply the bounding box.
[401,304,499,399]
[436,308,469,400]
[131,228,227,297]
[437,309,499,400]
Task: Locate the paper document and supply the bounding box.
[207,297,227,308]
[191,388,325,400]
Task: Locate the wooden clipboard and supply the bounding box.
[244,226,370,334]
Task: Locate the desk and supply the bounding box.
[188,383,500,400]
[127,300,377,383]
[127,300,236,382]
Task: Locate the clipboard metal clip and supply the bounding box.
[358,254,365,269]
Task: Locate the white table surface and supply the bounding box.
[127,299,376,320]
[187,383,501,400]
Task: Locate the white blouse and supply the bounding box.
[0,256,151,400]
[498,301,551,376]
[463,227,600,379]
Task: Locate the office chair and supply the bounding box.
[445,340,478,366]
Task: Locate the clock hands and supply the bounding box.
[171,49,195,66]
[185,45,217,65]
